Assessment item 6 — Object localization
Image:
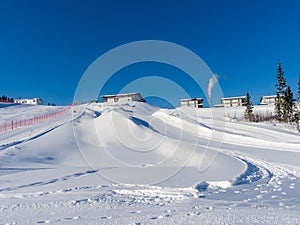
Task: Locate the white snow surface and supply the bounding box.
[0,102,300,224]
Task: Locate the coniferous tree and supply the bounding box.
[274,62,287,121]
[297,76,300,102]
[245,91,254,122]
[294,112,299,132]
[275,92,282,121]
[282,85,293,122]
[275,62,287,95]
[296,76,300,130]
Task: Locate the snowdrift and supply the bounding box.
[1,102,300,224]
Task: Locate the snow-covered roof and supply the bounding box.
[15,97,42,100]
[221,96,246,100]
[180,98,203,102]
[261,95,277,98]
[101,93,141,98]
[15,98,43,102]
[214,104,224,107]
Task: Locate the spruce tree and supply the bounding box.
[294,112,299,132]
[282,85,293,122]
[274,62,287,121]
[275,62,286,95]
[297,76,300,102]
[296,76,300,130]
[275,92,282,121]
[245,91,254,122]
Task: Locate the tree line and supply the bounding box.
[0,95,14,102]
[245,62,300,131]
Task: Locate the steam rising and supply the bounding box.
[207,74,219,99]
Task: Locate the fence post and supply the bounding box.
[1,104,72,133]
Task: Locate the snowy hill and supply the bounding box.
[0,103,300,224]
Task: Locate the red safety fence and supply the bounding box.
[0,104,74,134]
[0,100,14,103]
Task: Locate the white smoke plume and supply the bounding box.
[207,74,219,99]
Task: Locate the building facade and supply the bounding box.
[14,98,44,105]
[180,98,203,108]
[259,95,277,105]
[101,93,144,103]
[221,96,247,107]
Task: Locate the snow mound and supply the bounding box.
[1,102,300,224]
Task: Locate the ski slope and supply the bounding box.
[0,103,300,224]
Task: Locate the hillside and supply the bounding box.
[0,103,300,224]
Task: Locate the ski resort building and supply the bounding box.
[180,98,203,108]
[221,96,247,107]
[14,98,44,105]
[259,95,277,105]
[101,93,145,103]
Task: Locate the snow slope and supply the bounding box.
[0,103,300,224]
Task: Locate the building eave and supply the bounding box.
[100,92,141,98]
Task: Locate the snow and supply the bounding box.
[0,102,300,224]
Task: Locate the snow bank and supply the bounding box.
[1,102,300,224]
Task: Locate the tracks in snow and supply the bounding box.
[194,152,300,209]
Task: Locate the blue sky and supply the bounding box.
[1,0,300,107]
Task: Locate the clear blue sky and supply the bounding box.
[1,0,300,107]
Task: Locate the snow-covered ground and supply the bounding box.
[0,102,300,224]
